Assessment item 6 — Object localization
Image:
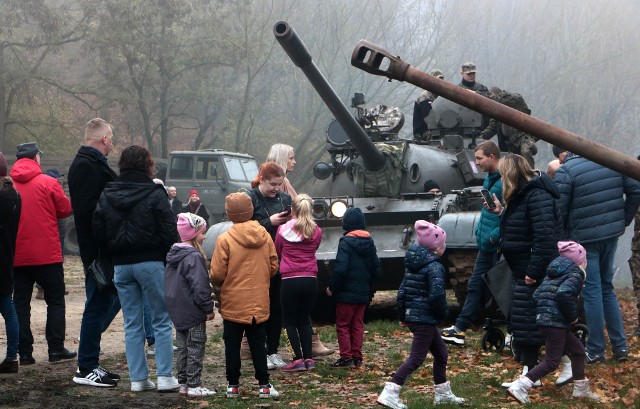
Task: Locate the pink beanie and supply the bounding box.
[558,241,586,266]
[415,220,446,251]
[177,213,207,242]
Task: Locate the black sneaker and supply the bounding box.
[331,358,354,368]
[440,326,466,346]
[613,350,629,362]
[49,348,77,362]
[353,358,363,368]
[98,366,121,380]
[585,351,605,364]
[73,367,118,387]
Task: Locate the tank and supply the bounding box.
[274,21,488,320]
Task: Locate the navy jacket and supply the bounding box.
[475,171,503,251]
[534,256,585,329]
[164,244,214,331]
[397,244,448,324]
[329,231,381,304]
[554,154,640,243]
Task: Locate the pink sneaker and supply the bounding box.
[282,359,307,372]
[305,359,316,370]
[179,384,188,396]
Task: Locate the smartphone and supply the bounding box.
[282,205,292,216]
[481,189,497,210]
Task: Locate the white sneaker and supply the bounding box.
[146,346,155,356]
[267,354,286,369]
[267,355,277,370]
[157,376,180,392]
[187,386,216,397]
[259,383,280,399]
[131,378,156,392]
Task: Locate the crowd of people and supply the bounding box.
[1,111,639,407]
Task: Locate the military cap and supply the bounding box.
[430,69,445,79]
[16,142,43,160]
[461,62,477,73]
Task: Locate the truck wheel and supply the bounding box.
[63,217,81,256]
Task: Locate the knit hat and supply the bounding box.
[189,189,199,197]
[558,241,586,266]
[342,207,366,231]
[415,220,446,251]
[176,213,207,242]
[16,142,42,160]
[225,192,253,223]
[0,151,7,177]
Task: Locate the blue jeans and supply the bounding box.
[143,296,155,346]
[0,294,19,360]
[114,261,173,382]
[455,250,498,331]
[583,238,627,356]
[78,269,120,371]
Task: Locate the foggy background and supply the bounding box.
[1,0,638,283]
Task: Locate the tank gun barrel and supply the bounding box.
[274,22,386,172]
[351,40,640,180]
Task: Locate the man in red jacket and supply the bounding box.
[10,142,75,365]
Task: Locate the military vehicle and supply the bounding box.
[274,22,489,320]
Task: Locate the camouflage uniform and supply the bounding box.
[479,91,537,167]
[413,69,445,139]
[629,208,640,334]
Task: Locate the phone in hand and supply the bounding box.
[282,205,292,216]
[481,189,497,210]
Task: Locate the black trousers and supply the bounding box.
[266,274,282,355]
[13,263,66,355]
[281,277,316,360]
[223,319,269,386]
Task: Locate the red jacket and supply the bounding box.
[10,158,72,267]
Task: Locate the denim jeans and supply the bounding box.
[143,296,155,346]
[114,261,173,382]
[79,269,120,372]
[455,250,498,331]
[583,238,628,356]
[13,263,66,355]
[0,294,19,360]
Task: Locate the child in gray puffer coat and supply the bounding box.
[508,241,601,404]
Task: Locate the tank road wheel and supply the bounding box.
[63,217,80,256]
[481,328,505,352]
[444,250,478,306]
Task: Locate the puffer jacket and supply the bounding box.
[329,230,381,304]
[11,158,72,266]
[475,171,503,251]
[164,244,214,331]
[501,171,564,347]
[210,220,278,324]
[397,243,448,324]
[554,153,640,243]
[93,170,179,265]
[534,256,584,329]
[500,171,564,281]
[0,178,21,295]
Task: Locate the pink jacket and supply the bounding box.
[275,219,321,279]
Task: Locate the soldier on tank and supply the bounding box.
[458,62,489,93]
[479,90,538,167]
[413,69,445,140]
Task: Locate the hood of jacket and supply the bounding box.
[166,243,198,268]
[341,230,374,257]
[102,171,162,212]
[546,256,586,281]
[405,243,439,272]
[278,219,305,243]
[9,158,42,184]
[227,220,271,249]
[519,171,560,200]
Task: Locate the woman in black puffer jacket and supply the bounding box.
[489,154,564,386]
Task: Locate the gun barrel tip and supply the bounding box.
[274,21,289,35]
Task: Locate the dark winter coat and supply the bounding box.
[475,171,503,251]
[0,178,21,295]
[164,244,214,331]
[396,243,448,324]
[93,170,179,265]
[170,198,182,219]
[534,256,585,329]
[554,153,640,244]
[329,230,381,304]
[183,201,210,226]
[500,171,564,347]
[68,146,118,266]
[247,187,292,241]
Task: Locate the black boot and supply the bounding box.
[49,347,77,362]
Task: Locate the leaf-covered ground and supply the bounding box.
[0,256,638,408]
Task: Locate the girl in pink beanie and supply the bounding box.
[507,240,600,404]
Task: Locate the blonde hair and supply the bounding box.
[267,144,294,174]
[292,193,317,239]
[498,154,536,205]
[84,118,112,144]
